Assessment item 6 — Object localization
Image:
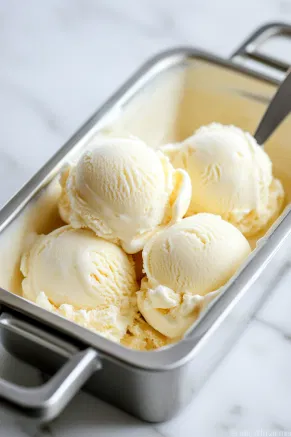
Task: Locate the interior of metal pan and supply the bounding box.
[0,49,291,369]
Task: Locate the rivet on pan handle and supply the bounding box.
[0,312,100,422]
[231,22,291,73]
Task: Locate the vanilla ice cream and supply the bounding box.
[162,123,284,237]
[59,137,191,254]
[137,213,251,338]
[21,226,138,341]
[121,312,171,350]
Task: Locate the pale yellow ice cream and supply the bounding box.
[162,123,284,237]
[121,312,171,351]
[21,226,138,342]
[59,136,191,254]
[137,213,251,338]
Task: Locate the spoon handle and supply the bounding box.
[254,69,291,145]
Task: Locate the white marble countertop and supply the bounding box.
[1,1,291,436]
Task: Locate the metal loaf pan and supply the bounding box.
[0,22,291,424]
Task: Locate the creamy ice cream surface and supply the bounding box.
[121,312,171,350]
[21,226,138,342]
[162,123,284,237]
[19,126,280,348]
[59,136,191,254]
[137,213,251,338]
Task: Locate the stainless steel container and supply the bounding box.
[1,22,291,424]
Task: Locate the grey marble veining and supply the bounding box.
[1,1,291,436]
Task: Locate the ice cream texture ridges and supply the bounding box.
[59,136,192,254]
[162,123,284,237]
[137,214,251,338]
[21,226,138,342]
[20,124,285,349]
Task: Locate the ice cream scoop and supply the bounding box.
[253,69,291,145]
[137,213,251,338]
[21,226,138,341]
[59,137,191,254]
[162,123,284,237]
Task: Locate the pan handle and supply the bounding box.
[0,312,100,422]
[231,22,291,75]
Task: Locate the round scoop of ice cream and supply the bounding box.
[21,226,138,341]
[59,137,191,254]
[137,213,251,338]
[163,123,284,237]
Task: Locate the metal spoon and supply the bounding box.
[254,69,291,145]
